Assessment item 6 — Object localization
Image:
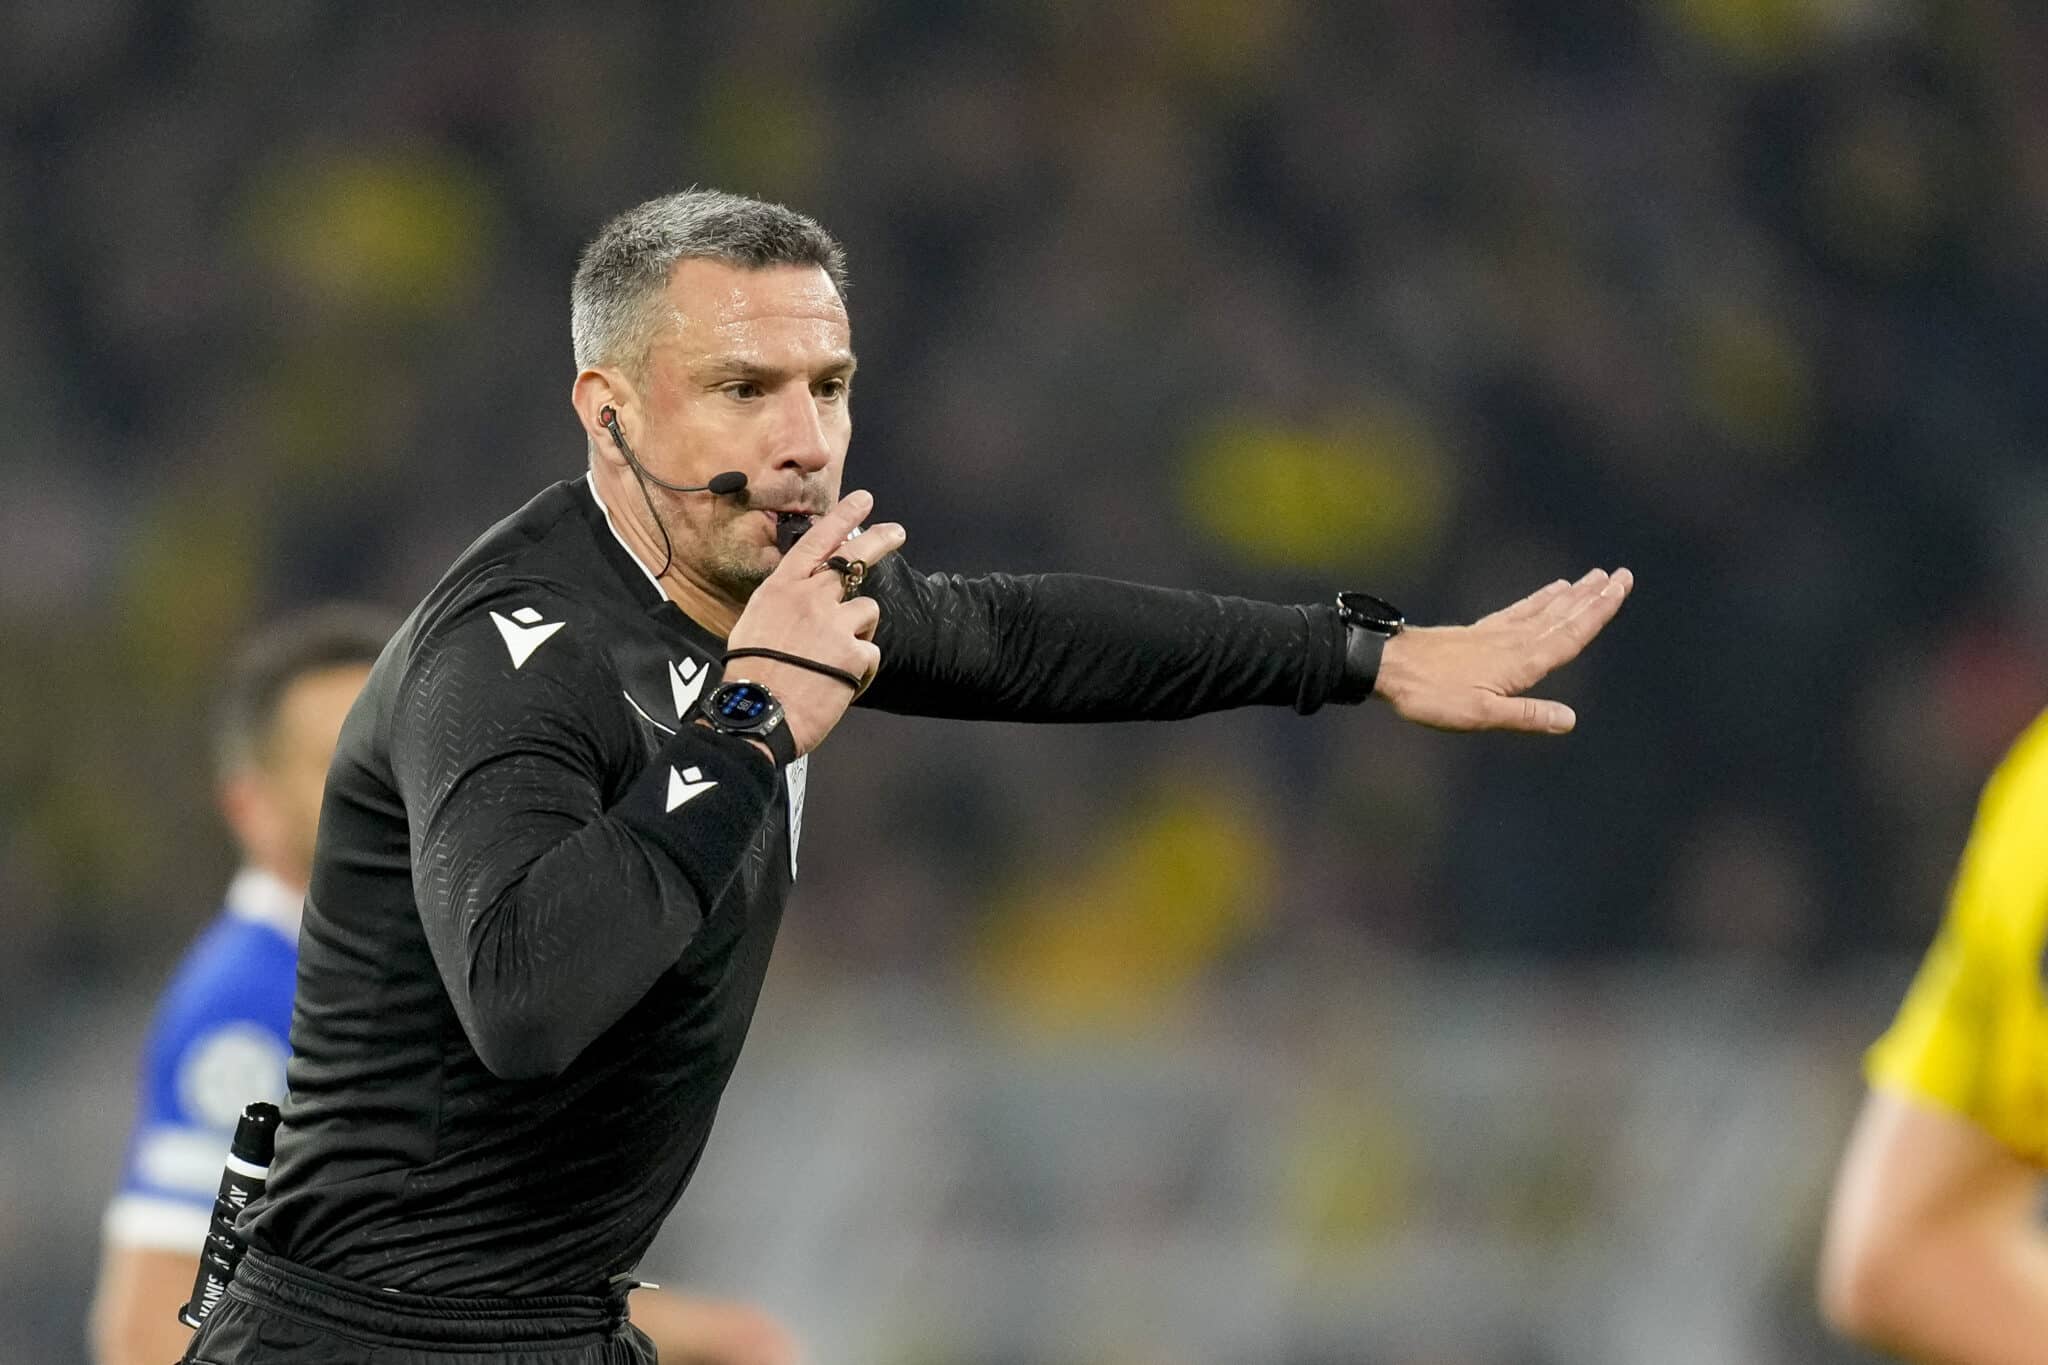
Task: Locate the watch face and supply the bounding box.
[1336,590,1405,633]
[711,682,774,725]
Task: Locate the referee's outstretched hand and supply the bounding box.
[723,490,905,757]
[1374,567,1633,734]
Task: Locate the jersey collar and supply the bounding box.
[575,474,730,658]
[226,866,306,942]
[583,474,671,604]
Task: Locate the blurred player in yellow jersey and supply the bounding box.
[1820,708,2048,1363]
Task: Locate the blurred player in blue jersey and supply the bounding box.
[88,606,799,1365]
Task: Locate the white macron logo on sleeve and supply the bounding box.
[666,765,718,812]
[490,606,566,668]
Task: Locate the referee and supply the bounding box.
[182,189,1632,1364]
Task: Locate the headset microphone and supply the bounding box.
[599,406,749,497]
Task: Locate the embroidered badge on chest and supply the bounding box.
[785,755,808,879]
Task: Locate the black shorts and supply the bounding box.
[180,1248,657,1364]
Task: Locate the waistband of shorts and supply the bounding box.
[232,1247,633,1348]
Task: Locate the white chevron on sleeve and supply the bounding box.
[666,765,718,812]
[489,607,566,668]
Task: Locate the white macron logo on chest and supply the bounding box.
[671,657,707,718]
[489,606,565,668]
[666,765,718,812]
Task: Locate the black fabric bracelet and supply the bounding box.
[721,647,863,694]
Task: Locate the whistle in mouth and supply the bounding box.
[775,513,813,555]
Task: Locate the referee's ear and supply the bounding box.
[572,368,635,465]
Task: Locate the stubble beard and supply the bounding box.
[701,533,775,600]
[642,493,774,602]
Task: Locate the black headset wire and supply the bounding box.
[602,409,678,580]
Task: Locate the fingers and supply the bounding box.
[839,520,907,575]
[781,490,875,574]
[1475,693,1578,734]
[779,497,906,603]
[1479,577,1571,628]
[840,595,881,642]
[1480,566,1611,632]
[1528,566,1632,673]
[1531,568,1611,630]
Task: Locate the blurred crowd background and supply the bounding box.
[4,0,2046,1361]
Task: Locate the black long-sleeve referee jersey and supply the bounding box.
[245,475,1359,1297]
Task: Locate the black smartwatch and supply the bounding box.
[1332,591,1405,703]
[699,680,799,766]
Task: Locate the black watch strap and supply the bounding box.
[1330,591,1405,704]
[757,717,799,766]
[1333,627,1389,704]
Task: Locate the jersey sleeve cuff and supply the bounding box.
[1864,1035,1984,1127]
[1293,602,1350,714]
[613,724,781,907]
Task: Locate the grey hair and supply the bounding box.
[571,188,849,377]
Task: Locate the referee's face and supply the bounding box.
[629,259,855,600]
